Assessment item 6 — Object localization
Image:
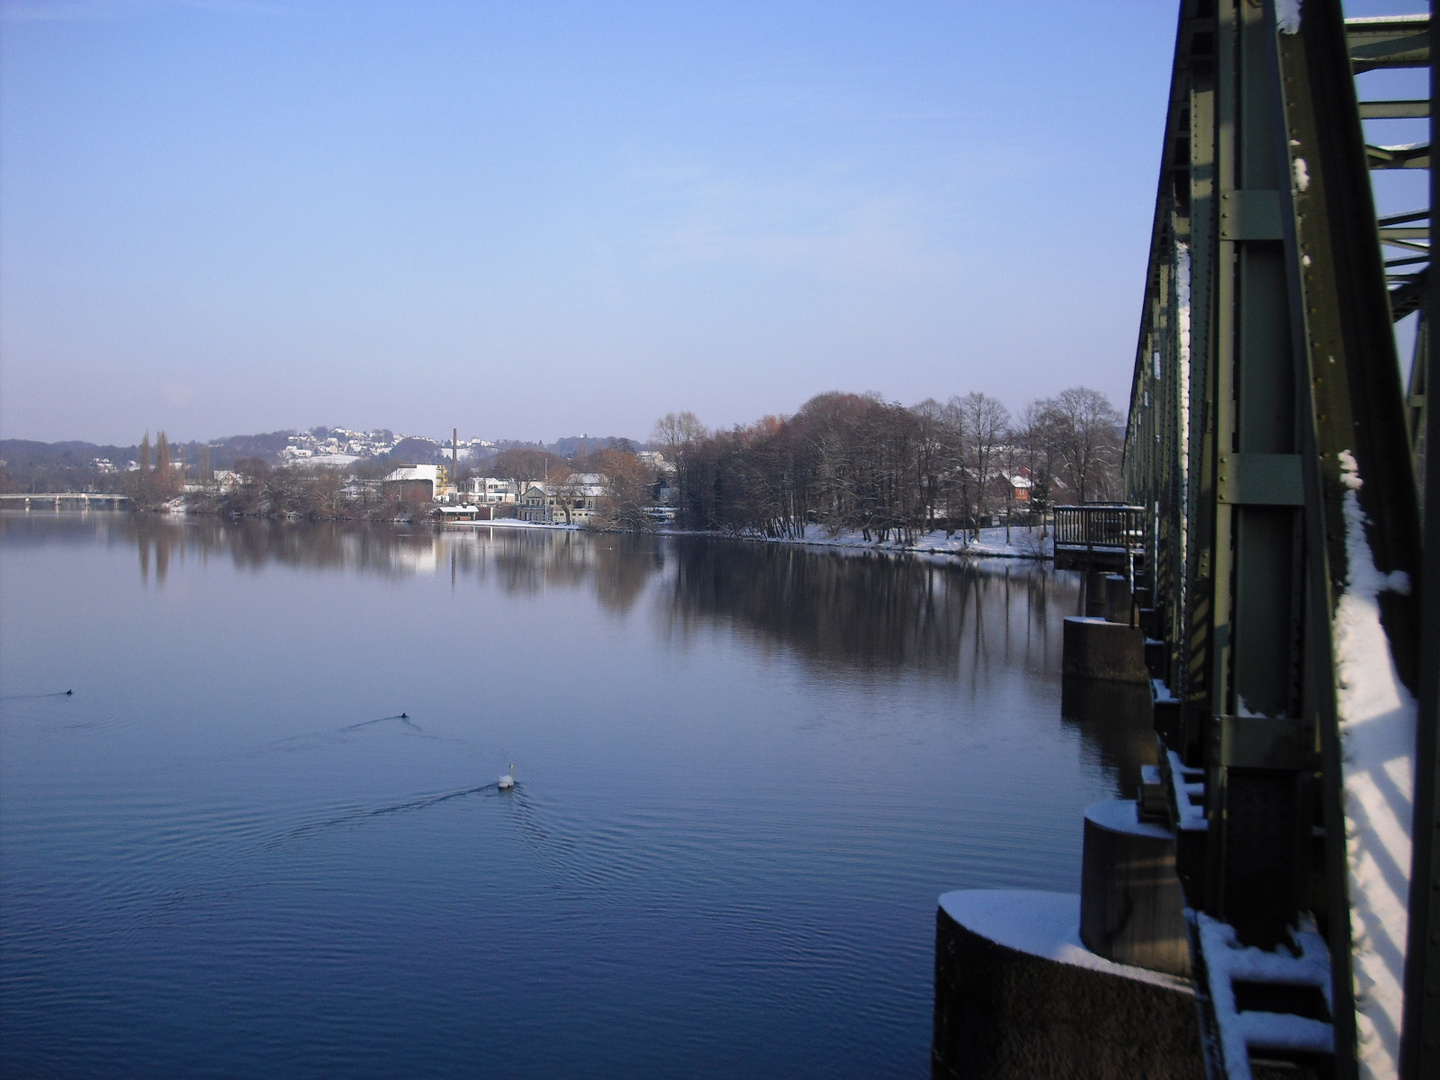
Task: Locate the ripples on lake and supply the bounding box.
[0,515,1146,1079]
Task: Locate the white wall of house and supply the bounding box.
[467,477,521,504]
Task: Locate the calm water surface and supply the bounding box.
[0,515,1145,1079]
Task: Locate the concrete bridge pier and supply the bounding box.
[932,890,1202,1080]
[1083,571,1109,617]
[1061,617,1148,684]
[1079,799,1190,978]
[1103,574,1132,624]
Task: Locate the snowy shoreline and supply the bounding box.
[452,517,1055,561]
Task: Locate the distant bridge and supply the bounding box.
[0,492,130,510]
[1123,3,1436,1078]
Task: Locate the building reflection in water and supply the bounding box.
[4,513,1156,786]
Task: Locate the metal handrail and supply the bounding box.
[1052,505,1146,549]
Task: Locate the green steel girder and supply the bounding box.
[1361,98,1432,118]
[1346,15,1430,71]
[1368,142,1432,168]
[1122,2,1433,1077]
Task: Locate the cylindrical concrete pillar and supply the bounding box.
[1084,571,1108,617]
[1080,800,1190,977]
[1103,574,1131,623]
[933,889,1202,1079]
[1062,616,1148,683]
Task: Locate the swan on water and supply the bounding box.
[498,764,515,790]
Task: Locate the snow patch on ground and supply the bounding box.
[451,518,580,531]
[1332,450,1415,1079]
[453,520,1053,561]
[729,523,1053,560]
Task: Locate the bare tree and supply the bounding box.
[596,448,656,531]
[1036,387,1123,504]
[1014,401,1059,532]
[550,467,583,526]
[934,398,968,537]
[651,412,708,456]
[958,392,1010,534]
[657,385,1120,541]
[911,399,948,530]
[490,448,569,499]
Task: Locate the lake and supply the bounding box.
[0,514,1144,1079]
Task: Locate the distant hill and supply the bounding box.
[384,436,449,465]
[204,431,295,467]
[0,429,650,492]
[0,439,140,466]
[550,435,640,459]
[0,432,296,471]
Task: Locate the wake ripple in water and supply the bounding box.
[340,713,423,734]
[268,781,503,851]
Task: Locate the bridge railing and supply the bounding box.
[1051,505,1146,551]
[1051,505,1146,571]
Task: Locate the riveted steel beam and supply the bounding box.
[1122,3,1433,1077]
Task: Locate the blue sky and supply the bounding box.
[0,1,1418,445]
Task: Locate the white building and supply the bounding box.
[466,477,522,504]
[382,465,444,502]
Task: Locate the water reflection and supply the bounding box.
[663,539,1073,678]
[1060,677,1157,797]
[2,514,1085,678]
[6,511,1147,791]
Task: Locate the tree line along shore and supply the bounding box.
[2,386,1122,540]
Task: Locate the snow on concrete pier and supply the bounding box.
[932,889,1202,1079]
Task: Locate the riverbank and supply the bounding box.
[453,517,1054,561]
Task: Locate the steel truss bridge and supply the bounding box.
[1124,2,1436,1077]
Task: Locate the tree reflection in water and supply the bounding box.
[1,514,1084,678]
[661,537,1076,681]
[6,514,1148,783]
